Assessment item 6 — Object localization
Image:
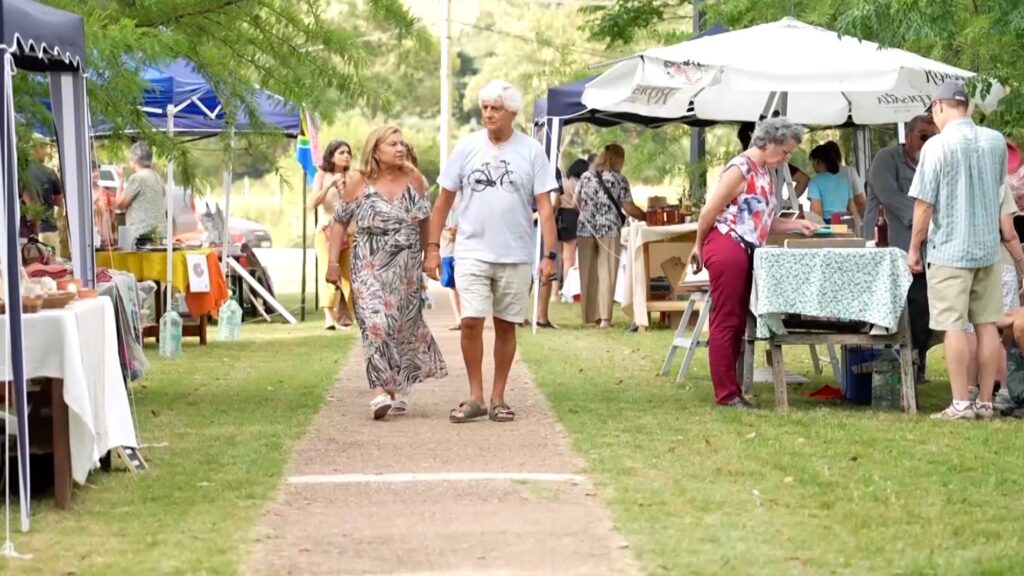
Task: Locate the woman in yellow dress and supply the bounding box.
[309,139,355,329]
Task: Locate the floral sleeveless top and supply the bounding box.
[714,155,776,246]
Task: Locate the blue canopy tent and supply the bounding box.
[81,59,300,324]
[90,59,300,137]
[1,0,94,537]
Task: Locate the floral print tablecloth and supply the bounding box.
[752,247,913,338]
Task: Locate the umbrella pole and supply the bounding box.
[300,176,307,322]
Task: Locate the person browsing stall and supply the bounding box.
[907,81,1012,421]
[807,143,856,222]
[690,117,819,409]
[575,144,645,329]
[865,114,939,383]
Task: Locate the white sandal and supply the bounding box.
[370,393,392,420]
[390,399,408,416]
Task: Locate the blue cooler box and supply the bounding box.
[842,346,884,404]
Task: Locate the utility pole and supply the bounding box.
[689,0,706,205]
[439,0,452,170]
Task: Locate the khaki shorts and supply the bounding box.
[927,263,1003,331]
[454,258,533,323]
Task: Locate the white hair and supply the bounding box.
[478,80,524,114]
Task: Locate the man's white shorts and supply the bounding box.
[454,258,533,323]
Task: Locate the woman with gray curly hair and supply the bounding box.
[689,117,819,409]
[116,141,168,239]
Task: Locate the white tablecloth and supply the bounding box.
[1,298,139,483]
[621,222,698,327]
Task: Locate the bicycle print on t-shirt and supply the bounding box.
[467,160,523,194]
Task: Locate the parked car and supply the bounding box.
[230,217,273,248]
[172,195,273,248]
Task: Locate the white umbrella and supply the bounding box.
[581,17,1006,125]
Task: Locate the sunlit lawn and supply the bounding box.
[519,301,1024,576]
[2,300,353,575]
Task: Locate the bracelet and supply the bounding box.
[426,242,441,249]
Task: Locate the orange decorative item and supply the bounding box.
[57,277,81,291]
[77,288,98,299]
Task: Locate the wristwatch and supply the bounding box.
[545,251,558,261]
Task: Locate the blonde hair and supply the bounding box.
[359,125,412,179]
[591,144,626,172]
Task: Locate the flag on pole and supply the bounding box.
[295,110,320,186]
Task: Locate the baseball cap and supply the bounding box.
[924,80,970,113]
[1008,141,1021,174]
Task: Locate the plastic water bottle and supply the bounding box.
[218,292,243,342]
[159,300,183,359]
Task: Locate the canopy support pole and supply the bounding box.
[226,257,297,324]
[300,176,308,322]
[220,128,234,281]
[1,50,32,536]
[532,117,561,334]
[165,106,176,316]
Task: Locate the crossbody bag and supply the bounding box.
[592,170,626,226]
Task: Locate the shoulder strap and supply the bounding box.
[592,171,626,224]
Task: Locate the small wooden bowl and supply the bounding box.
[77,288,98,299]
[41,291,75,309]
[22,297,42,313]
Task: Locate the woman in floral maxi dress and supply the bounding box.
[326,126,447,419]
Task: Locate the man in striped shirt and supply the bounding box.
[908,80,1012,421]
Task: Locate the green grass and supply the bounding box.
[519,302,1024,576]
[2,305,353,576]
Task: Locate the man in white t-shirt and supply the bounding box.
[425,80,559,423]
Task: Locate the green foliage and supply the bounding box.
[583,0,1024,140]
[834,0,1024,140]
[22,0,429,188]
[582,0,695,46]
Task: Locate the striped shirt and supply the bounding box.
[908,117,1008,268]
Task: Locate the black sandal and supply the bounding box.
[489,402,516,423]
[450,399,487,423]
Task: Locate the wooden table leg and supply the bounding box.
[49,378,72,509]
[898,313,918,415]
[770,342,788,411]
[154,280,163,343]
[741,314,756,396]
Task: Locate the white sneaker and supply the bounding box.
[930,404,976,421]
[974,403,995,420]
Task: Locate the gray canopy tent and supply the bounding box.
[1,0,92,534]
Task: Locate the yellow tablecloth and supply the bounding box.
[95,250,207,295]
[95,249,228,318]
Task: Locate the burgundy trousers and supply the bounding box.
[701,228,753,404]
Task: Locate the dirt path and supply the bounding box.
[243,285,638,576]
